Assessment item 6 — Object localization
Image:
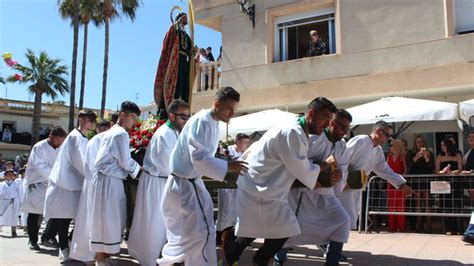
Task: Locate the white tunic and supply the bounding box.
[128,124,179,266]
[0,180,22,226]
[15,177,27,226]
[90,125,140,254]
[70,133,104,262]
[339,135,407,229]
[216,145,241,231]
[286,132,350,247]
[159,109,227,266]
[22,139,60,214]
[235,121,320,239]
[44,129,88,219]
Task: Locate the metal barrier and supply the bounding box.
[364,174,474,233]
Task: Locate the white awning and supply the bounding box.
[347,96,459,125]
[219,109,298,139]
[459,99,474,125]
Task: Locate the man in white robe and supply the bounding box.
[70,120,111,263]
[128,99,190,266]
[89,101,142,266]
[44,109,97,261]
[279,109,352,265]
[22,126,66,250]
[158,87,247,266]
[216,133,250,245]
[222,97,338,266]
[339,120,416,231]
[0,169,21,237]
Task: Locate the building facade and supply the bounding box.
[191,0,474,113]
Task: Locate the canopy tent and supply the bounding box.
[219,109,298,139]
[459,99,474,126]
[347,96,463,152]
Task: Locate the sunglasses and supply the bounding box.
[379,129,392,139]
[173,113,190,120]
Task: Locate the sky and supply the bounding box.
[0,0,222,110]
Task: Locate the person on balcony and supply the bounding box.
[306,30,327,57]
[2,125,12,143]
[206,47,215,62]
[199,48,210,91]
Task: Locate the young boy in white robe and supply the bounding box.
[22,126,67,250]
[15,167,27,229]
[158,87,247,266]
[277,109,353,265]
[70,119,111,264]
[128,99,190,266]
[0,169,21,237]
[222,97,337,266]
[89,101,142,266]
[44,109,97,261]
[216,133,250,243]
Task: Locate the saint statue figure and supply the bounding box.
[154,12,193,119]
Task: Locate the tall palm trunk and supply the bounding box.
[31,91,43,145]
[68,0,80,131]
[100,16,110,118]
[79,21,89,111]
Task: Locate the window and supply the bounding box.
[274,8,336,62]
[454,0,474,34]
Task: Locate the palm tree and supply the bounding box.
[98,0,139,118]
[59,0,80,131]
[78,0,101,110]
[7,50,69,144]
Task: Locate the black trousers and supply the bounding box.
[225,237,288,266]
[27,213,57,244]
[52,218,72,250]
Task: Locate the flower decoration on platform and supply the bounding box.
[128,114,166,155]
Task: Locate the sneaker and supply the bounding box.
[29,243,40,250]
[41,237,59,248]
[58,248,72,262]
[462,234,474,244]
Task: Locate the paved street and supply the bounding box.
[1,227,472,265]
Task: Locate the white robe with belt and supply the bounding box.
[22,139,60,214]
[128,124,179,266]
[339,135,407,229]
[286,132,350,246]
[216,145,241,231]
[44,128,88,219]
[158,109,227,266]
[89,125,140,254]
[235,121,320,239]
[0,180,22,226]
[70,133,104,262]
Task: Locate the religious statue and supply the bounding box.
[154,11,194,119]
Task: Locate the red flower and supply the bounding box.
[141,129,149,136]
[130,139,136,146]
[141,139,150,147]
[147,132,153,138]
[136,122,142,127]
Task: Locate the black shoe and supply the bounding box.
[11,231,17,237]
[29,243,40,250]
[462,234,474,244]
[41,237,59,248]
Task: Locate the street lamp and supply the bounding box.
[237,0,255,28]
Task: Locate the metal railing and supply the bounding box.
[364,174,474,233]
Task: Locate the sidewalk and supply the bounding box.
[0,228,472,265]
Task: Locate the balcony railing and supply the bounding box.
[193,61,221,93]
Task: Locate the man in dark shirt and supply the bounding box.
[307,30,327,57]
[206,47,215,62]
[462,130,474,244]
